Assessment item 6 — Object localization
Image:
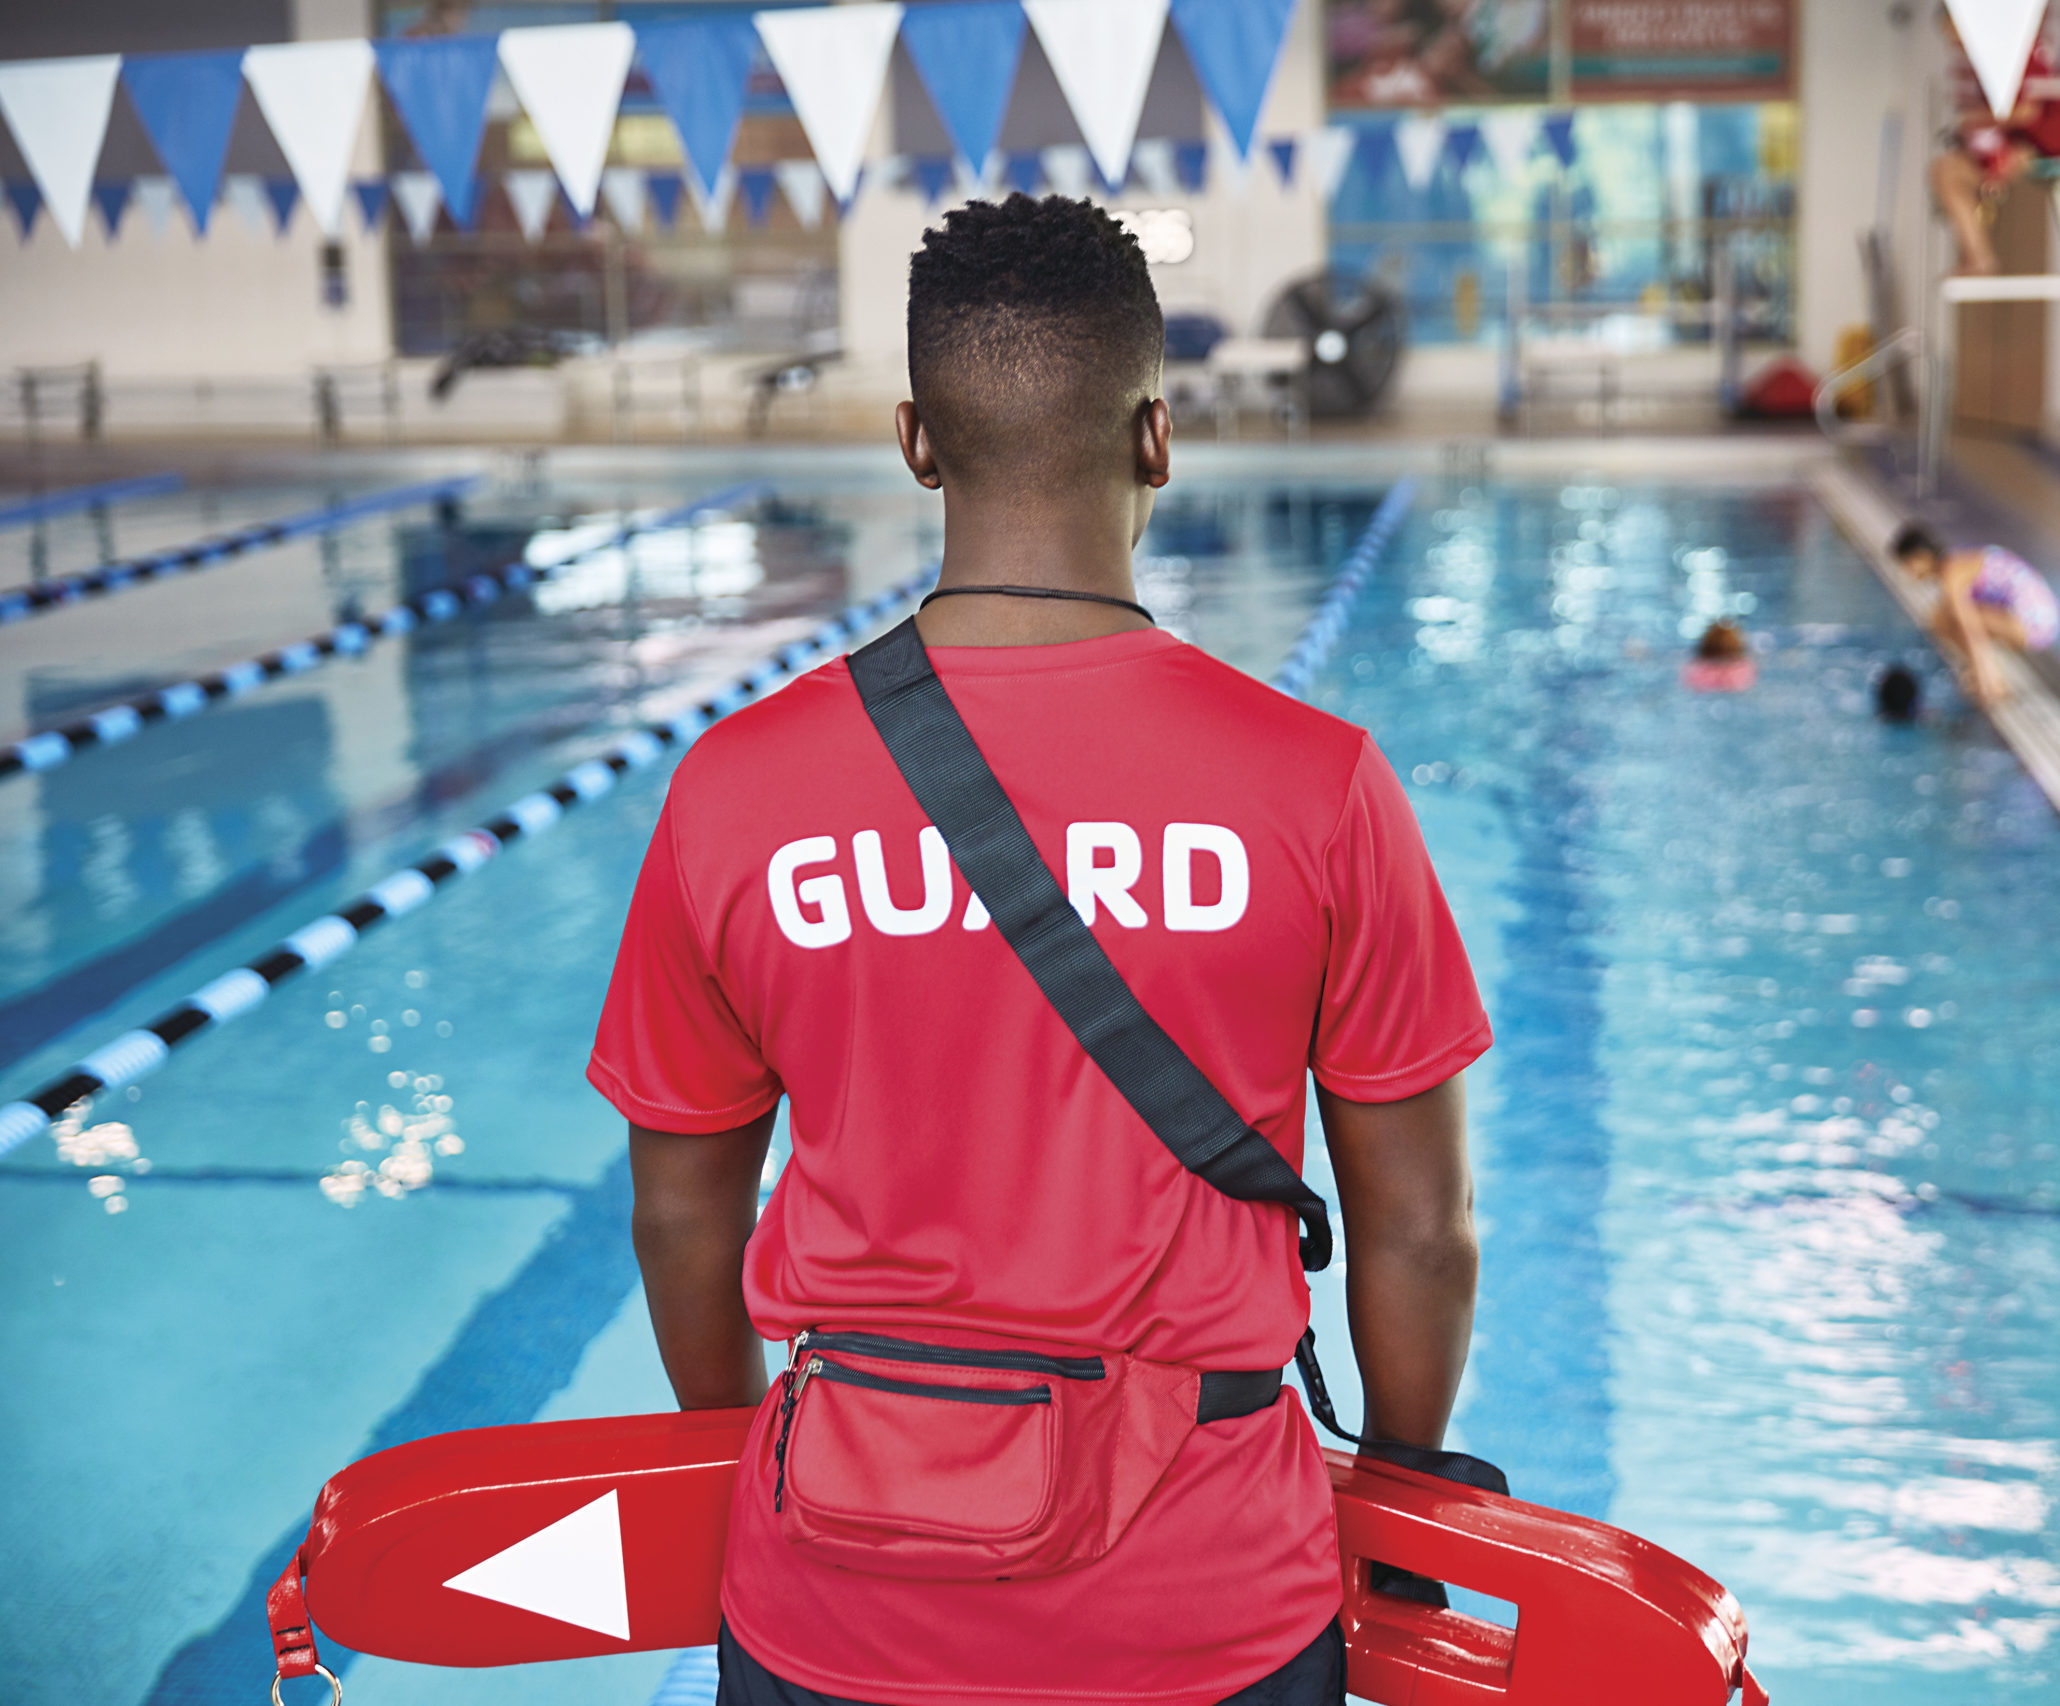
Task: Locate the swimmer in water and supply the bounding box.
[1682,620,1757,691]
[1889,523,2059,708]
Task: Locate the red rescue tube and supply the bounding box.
[270,1412,1766,1705]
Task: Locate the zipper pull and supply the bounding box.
[772,1356,822,1514]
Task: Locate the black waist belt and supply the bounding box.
[1197,1367,1282,1423]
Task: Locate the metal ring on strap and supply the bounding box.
[272,1663,342,1706]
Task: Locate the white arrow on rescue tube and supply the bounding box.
[442,1489,631,1640]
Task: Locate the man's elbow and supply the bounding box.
[1370,1210,1479,1297]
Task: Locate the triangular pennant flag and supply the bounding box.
[1945,0,2048,118]
[92,179,131,237]
[1267,136,1296,187]
[1394,113,1445,190]
[1132,137,1179,197]
[911,154,955,204]
[352,177,389,231]
[871,153,912,193]
[601,164,647,231]
[1172,139,1207,192]
[1167,0,1295,160]
[954,151,1001,197]
[688,164,737,233]
[773,157,828,229]
[738,165,777,225]
[0,55,122,248]
[753,4,904,207]
[265,176,300,233]
[496,22,634,218]
[1303,124,1355,202]
[135,176,178,238]
[1540,111,1576,168]
[1039,142,1094,199]
[1004,150,1044,194]
[391,168,445,244]
[373,35,499,228]
[899,0,1027,178]
[4,180,40,238]
[1024,0,1169,189]
[503,168,559,242]
[242,39,374,238]
[1480,109,1537,180]
[443,1491,630,1641]
[645,168,684,229]
[635,16,759,200]
[122,50,246,233]
[223,173,271,236]
[1445,121,1481,174]
[1207,124,1250,196]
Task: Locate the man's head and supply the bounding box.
[902,194,1166,500]
[1891,521,1946,578]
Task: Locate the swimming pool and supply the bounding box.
[1,462,2053,1705]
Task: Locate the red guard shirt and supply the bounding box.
[589,626,1491,1706]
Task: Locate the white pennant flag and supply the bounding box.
[600,165,646,231]
[1208,124,1250,197]
[242,39,374,239]
[953,153,1002,198]
[134,176,178,239]
[1039,143,1095,199]
[773,158,828,229]
[497,22,635,218]
[1394,114,1446,191]
[1945,0,2048,118]
[1301,125,1356,203]
[1131,138,1179,198]
[689,164,737,234]
[753,5,904,206]
[0,55,121,248]
[1479,109,1537,181]
[224,174,271,236]
[391,170,444,245]
[504,168,559,242]
[1024,0,1169,190]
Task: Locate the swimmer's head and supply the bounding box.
[903,194,1165,501]
[1695,620,1748,660]
[1890,521,1946,578]
[1876,662,1922,722]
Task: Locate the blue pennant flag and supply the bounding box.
[738,167,777,227]
[1445,122,1482,174]
[1168,0,1296,160]
[1541,112,1577,168]
[900,1,1026,175]
[1267,136,1296,187]
[636,16,760,200]
[911,155,956,205]
[92,180,132,237]
[1003,151,1043,195]
[1173,141,1208,193]
[6,180,41,236]
[352,178,389,231]
[1355,118,1396,180]
[122,50,248,233]
[264,177,299,234]
[373,35,500,229]
[645,169,685,229]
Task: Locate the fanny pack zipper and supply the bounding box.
[810,1359,1052,1405]
[797,1327,1104,1381]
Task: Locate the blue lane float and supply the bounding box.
[0,481,769,782]
[0,473,480,624]
[1271,477,1416,699]
[0,471,183,530]
[0,567,936,1159]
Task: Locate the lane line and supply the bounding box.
[0,481,768,781]
[0,568,935,1159]
[0,471,183,530]
[0,474,481,625]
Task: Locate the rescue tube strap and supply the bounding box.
[266,1547,318,1678]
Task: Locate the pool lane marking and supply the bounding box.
[0,474,481,625]
[1270,478,1418,699]
[0,569,935,1160]
[0,481,770,782]
[0,471,184,530]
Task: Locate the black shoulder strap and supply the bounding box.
[846,617,1335,1276]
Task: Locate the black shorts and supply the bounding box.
[714,1617,1347,1706]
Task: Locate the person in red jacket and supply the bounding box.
[591,193,1490,1706]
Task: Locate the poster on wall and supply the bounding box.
[1569,0,1795,100]
[1327,0,1552,108]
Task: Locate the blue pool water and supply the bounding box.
[1,465,2054,1705]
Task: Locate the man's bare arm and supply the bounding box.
[629,1112,778,1411]
[1317,1075,1478,1449]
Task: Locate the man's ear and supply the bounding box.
[1136,396,1172,490]
[896,401,943,489]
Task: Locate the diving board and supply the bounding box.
[0,471,181,529]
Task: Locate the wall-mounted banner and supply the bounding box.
[242,39,375,239]
[0,54,121,247]
[1569,0,1795,100]
[1327,0,1548,108]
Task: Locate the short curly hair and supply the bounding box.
[907,194,1164,488]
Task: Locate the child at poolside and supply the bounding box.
[1682,620,1757,691]
[1890,523,2059,707]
